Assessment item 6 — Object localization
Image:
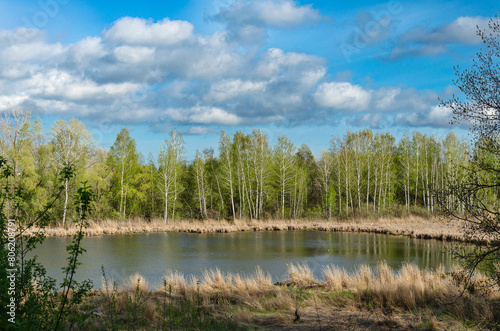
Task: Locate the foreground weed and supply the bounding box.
[124,278,152,329]
[99,266,119,330]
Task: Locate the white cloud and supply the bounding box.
[348,113,385,128]
[206,79,266,102]
[214,0,322,28]
[114,45,155,63]
[71,37,106,63]
[0,10,457,132]
[373,87,401,110]
[254,0,322,27]
[314,82,372,111]
[2,41,65,63]
[0,95,28,111]
[388,16,494,60]
[165,106,242,125]
[394,105,453,127]
[184,126,219,135]
[33,99,73,114]
[402,16,489,45]
[26,70,140,101]
[104,17,194,46]
[212,0,323,46]
[300,68,326,88]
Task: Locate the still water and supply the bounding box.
[31,231,454,288]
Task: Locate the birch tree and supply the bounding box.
[318,150,333,218]
[274,135,295,218]
[108,128,139,219]
[248,129,270,219]
[218,131,236,219]
[193,150,208,218]
[0,109,42,175]
[50,119,95,226]
[398,133,412,212]
[157,129,184,222]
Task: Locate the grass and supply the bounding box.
[71,262,499,330]
[24,215,486,243]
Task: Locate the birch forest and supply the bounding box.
[4,109,479,223]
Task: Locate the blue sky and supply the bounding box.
[0,0,497,160]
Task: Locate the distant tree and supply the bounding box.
[219,131,236,219]
[108,128,140,219]
[50,119,95,225]
[397,133,412,212]
[204,148,225,219]
[0,109,42,176]
[274,135,295,218]
[83,147,111,219]
[440,17,500,282]
[247,129,271,219]
[147,152,157,219]
[193,150,208,219]
[157,129,184,222]
[318,150,334,218]
[0,109,43,217]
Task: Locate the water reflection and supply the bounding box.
[31,231,455,288]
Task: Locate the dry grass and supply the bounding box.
[162,270,188,296]
[323,264,350,291]
[287,263,316,287]
[24,215,485,243]
[84,262,500,330]
[123,273,149,293]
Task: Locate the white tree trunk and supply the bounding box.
[62,178,68,226]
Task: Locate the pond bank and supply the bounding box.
[80,262,498,330]
[25,215,480,243]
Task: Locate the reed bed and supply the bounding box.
[25,215,482,243]
[82,263,499,330]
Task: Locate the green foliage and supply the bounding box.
[107,128,142,219]
[0,156,95,330]
[0,110,480,222]
[438,17,500,285]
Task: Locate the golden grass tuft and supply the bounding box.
[86,263,499,330]
[287,262,316,287]
[323,264,350,291]
[353,264,373,289]
[232,266,273,296]
[162,270,187,296]
[123,273,149,293]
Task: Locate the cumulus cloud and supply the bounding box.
[183,126,220,135]
[387,16,492,60]
[214,0,322,28]
[165,106,243,125]
[394,105,454,127]
[253,0,322,27]
[314,82,371,111]
[0,95,28,111]
[70,37,107,63]
[347,113,385,128]
[0,6,455,133]
[114,45,155,63]
[26,70,140,101]
[255,48,325,77]
[313,80,443,117]
[205,79,266,102]
[212,0,323,46]
[401,16,488,45]
[104,17,194,46]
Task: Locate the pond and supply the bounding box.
[31,230,455,289]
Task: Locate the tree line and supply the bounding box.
[3,108,477,223]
